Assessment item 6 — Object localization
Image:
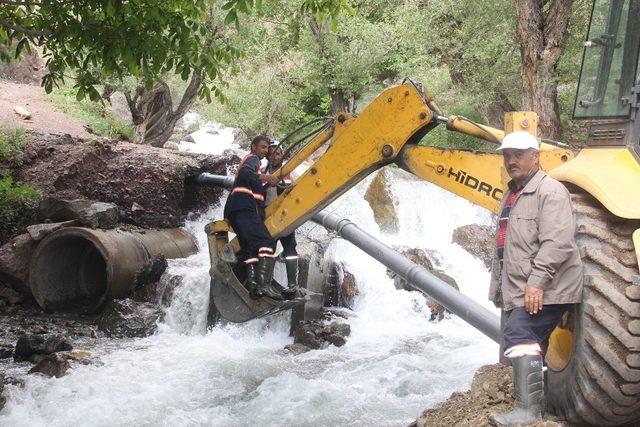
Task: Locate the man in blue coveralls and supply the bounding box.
[224,135,282,300]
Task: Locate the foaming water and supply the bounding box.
[0,127,498,426]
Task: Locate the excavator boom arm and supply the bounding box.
[266,84,574,238]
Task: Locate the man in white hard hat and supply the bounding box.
[488,131,583,426]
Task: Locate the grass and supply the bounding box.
[0,127,40,244]
[0,127,27,167]
[46,86,133,140]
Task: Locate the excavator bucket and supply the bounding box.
[204,220,304,323]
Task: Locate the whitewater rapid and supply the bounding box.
[0,121,498,426]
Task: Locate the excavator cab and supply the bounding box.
[573,0,640,154]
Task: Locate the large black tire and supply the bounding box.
[546,188,640,425]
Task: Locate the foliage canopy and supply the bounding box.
[0,0,349,102]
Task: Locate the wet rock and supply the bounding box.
[389,247,459,321]
[28,353,70,378]
[0,373,4,411]
[452,224,495,269]
[293,323,325,350]
[364,169,399,233]
[292,320,351,350]
[131,271,182,306]
[134,256,168,289]
[284,343,311,355]
[325,262,358,309]
[0,342,14,359]
[329,321,351,337]
[13,333,73,362]
[97,299,163,338]
[182,134,196,144]
[0,233,37,294]
[0,284,25,305]
[26,220,77,241]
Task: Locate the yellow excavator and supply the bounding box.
[201,1,639,425]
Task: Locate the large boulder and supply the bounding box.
[13,333,73,362]
[232,128,250,149]
[292,320,351,349]
[0,233,37,294]
[97,299,163,338]
[16,132,236,228]
[364,169,399,233]
[452,224,495,269]
[38,197,120,229]
[389,247,459,321]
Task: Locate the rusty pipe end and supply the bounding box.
[29,228,113,313]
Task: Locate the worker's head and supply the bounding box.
[268,143,284,168]
[498,131,540,183]
[250,135,271,159]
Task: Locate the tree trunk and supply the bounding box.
[126,69,203,147]
[474,90,516,128]
[513,0,572,139]
[330,88,356,115]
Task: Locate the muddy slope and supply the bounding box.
[12,132,238,228]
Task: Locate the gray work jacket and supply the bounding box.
[488,170,583,310]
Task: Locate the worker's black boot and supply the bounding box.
[281,256,299,300]
[489,354,544,426]
[245,262,259,299]
[255,256,282,300]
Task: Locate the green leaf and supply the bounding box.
[88,86,101,102]
[224,10,238,25]
[76,87,86,101]
[106,0,116,17]
[14,38,28,59]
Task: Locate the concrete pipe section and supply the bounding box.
[29,227,197,313]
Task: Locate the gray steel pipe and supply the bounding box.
[194,173,500,343]
[29,227,197,313]
[195,173,235,188]
[312,211,500,343]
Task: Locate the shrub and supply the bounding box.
[0,176,40,244]
[0,127,26,167]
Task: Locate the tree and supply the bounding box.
[0,0,348,145]
[513,0,573,139]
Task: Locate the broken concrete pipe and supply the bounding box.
[29,227,197,313]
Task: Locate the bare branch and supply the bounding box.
[0,1,42,6]
[0,16,47,37]
[172,68,203,118]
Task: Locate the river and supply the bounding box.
[0,119,498,426]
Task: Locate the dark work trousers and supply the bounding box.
[503,304,571,359]
[280,232,297,257]
[227,209,275,262]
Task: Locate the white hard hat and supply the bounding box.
[497,131,539,151]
